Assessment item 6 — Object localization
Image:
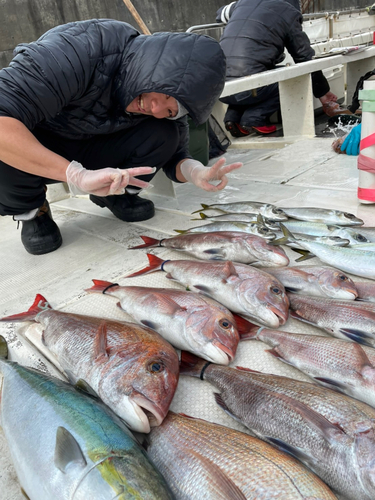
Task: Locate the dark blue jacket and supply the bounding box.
[216,0,329,97]
[0,19,226,180]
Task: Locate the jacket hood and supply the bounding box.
[114,32,226,125]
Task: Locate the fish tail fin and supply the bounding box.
[191,204,210,214]
[179,351,209,378]
[294,250,315,262]
[173,229,186,234]
[231,314,259,338]
[271,223,294,246]
[0,294,51,322]
[85,279,118,294]
[125,254,164,278]
[0,335,8,359]
[128,236,160,249]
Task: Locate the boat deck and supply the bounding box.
[1,134,373,498]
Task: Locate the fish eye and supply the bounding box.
[344,213,355,219]
[259,227,269,234]
[273,208,283,214]
[338,274,348,282]
[148,361,164,373]
[356,234,367,242]
[271,286,282,295]
[219,318,232,329]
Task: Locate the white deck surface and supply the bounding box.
[1,137,373,499]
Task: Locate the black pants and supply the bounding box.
[0,119,179,215]
[220,83,280,128]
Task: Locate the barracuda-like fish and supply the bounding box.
[175,221,276,240]
[126,255,289,328]
[0,295,179,433]
[86,280,243,365]
[192,202,288,221]
[129,232,289,266]
[355,281,375,302]
[180,352,375,500]
[144,412,337,500]
[245,327,375,407]
[278,226,375,279]
[0,336,174,500]
[288,293,375,347]
[259,265,358,299]
[279,207,363,226]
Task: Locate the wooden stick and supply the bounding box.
[122,0,152,35]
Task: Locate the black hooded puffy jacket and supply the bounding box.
[216,0,329,97]
[0,19,226,179]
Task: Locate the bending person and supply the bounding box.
[216,0,337,136]
[0,19,242,255]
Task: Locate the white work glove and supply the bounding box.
[66,161,156,196]
[180,158,243,192]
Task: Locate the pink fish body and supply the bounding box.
[87,281,240,365]
[127,255,289,328]
[1,295,179,433]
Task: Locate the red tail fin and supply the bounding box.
[0,294,52,322]
[125,254,165,278]
[179,351,208,378]
[231,314,258,338]
[85,279,117,294]
[128,236,160,249]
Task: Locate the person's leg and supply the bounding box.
[220,95,250,138]
[0,118,179,252]
[67,119,180,221]
[240,84,280,133]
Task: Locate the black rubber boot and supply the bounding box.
[90,193,155,222]
[225,121,251,138]
[17,201,63,255]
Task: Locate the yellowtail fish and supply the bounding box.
[0,336,174,500]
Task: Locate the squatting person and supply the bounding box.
[0,18,242,255]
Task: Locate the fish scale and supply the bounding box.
[248,328,375,407]
[147,412,336,499]
[181,360,375,500]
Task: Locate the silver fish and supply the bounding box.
[259,265,358,299]
[329,226,370,244]
[279,207,363,226]
[279,227,375,279]
[145,411,337,499]
[195,202,288,221]
[0,295,180,433]
[350,242,375,251]
[129,232,289,266]
[246,327,375,408]
[288,293,375,347]
[177,221,276,240]
[126,255,289,328]
[272,230,349,249]
[0,336,174,500]
[191,212,259,222]
[181,353,375,500]
[350,226,375,242]
[274,220,333,237]
[86,280,240,365]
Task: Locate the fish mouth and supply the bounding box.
[131,394,165,430]
[267,304,288,326]
[211,340,233,363]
